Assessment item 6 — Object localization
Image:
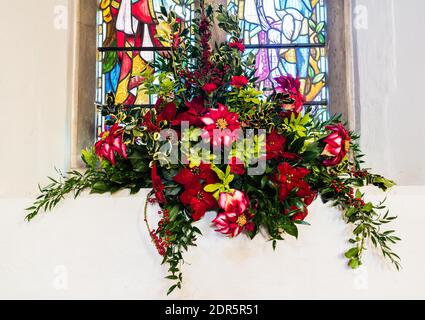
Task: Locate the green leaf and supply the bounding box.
[308,66,315,79]
[102,51,118,74]
[282,223,298,239]
[312,73,326,84]
[204,184,221,193]
[345,248,359,259]
[91,181,109,194]
[167,284,178,296]
[345,207,357,218]
[316,22,326,33]
[363,203,373,213]
[348,258,361,269]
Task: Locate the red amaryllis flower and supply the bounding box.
[202,83,218,94]
[284,205,309,221]
[174,164,218,187]
[322,124,351,167]
[95,123,128,165]
[173,97,207,127]
[212,191,254,237]
[229,157,245,175]
[180,181,217,221]
[201,104,240,147]
[230,76,249,88]
[151,163,166,204]
[266,131,300,160]
[229,39,245,52]
[273,162,310,201]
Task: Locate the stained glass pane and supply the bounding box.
[228,0,328,105]
[96,0,194,135]
[228,0,327,45]
[245,47,328,102]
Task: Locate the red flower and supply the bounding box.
[174,164,218,187]
[156,101,177,124]
[173,97,207,127]
[275,75,301,93]
[229,157,245,175]
[230,76,249,88]
[266,131,300,160]
[273,163,310,202]
[275,75,305,115]
[180,181,217,221]
[322,124,351,167]
[284,205,309,221]
[201,104,240,147]
[142,110,160,133]
[212,191,254,237]
[202,83,218,94]
[151,163,166,204]
[229,39,245,52]
[95,124,128,165]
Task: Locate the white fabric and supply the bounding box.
[116,0,139,35]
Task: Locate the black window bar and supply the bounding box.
[97,42,328,108]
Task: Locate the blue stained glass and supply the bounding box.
[228,0,329,104]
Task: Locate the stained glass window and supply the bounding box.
[228,0,329,113]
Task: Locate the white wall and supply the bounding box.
[0,188,424,300]
[353,0,425,185]
[0,0,71,197]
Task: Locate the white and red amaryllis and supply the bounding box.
[201,104,241,147]
[95,123,128,165]
[322,124,351,167]
[212,191,254,238]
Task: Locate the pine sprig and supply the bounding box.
[25,169,95,221]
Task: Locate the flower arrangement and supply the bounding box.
[27,3,400,295]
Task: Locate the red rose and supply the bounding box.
[229,39,245,52]
[322,124,351,167]
[230,76,249,88]
[202,83,218,94]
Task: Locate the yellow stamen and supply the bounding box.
[237,215,247,227]
[345,140,350,152]
[216,118,228,130]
